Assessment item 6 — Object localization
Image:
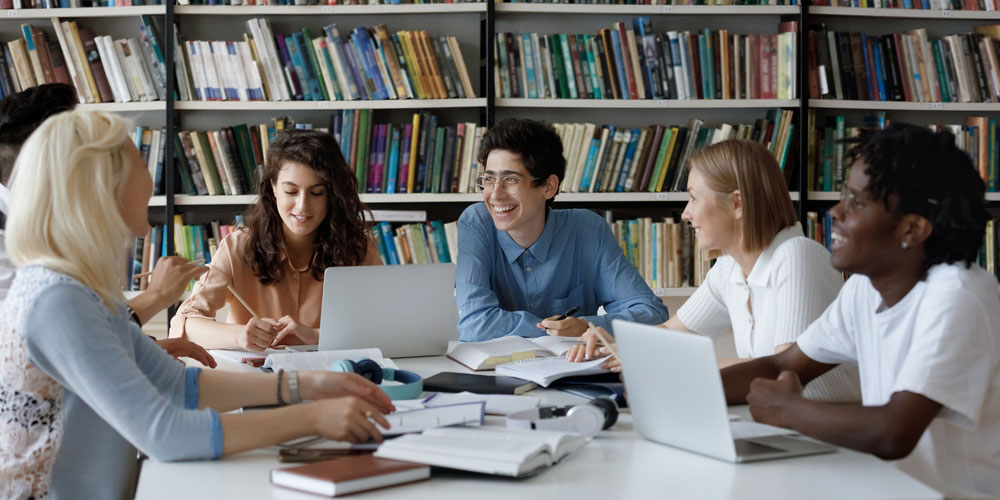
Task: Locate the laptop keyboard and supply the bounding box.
[734,439,786,455]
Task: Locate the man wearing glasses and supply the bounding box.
[455,118,668,342]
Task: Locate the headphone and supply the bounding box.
[328,359,424,401]
[505,398,618,437]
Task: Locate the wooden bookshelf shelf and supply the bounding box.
[497,98,800,109]
[174,98,486,111]
[172,192,800,206]
[148,196,167,207]
[495,4,798,15]
[0,6,165,18]
[78,101,166,112]
[174,3,485,15]
[987,193,1000,202]
[809,6,1000,19]
[808,191,841,202]
[653,287,697,297]
[809,99,1000,111]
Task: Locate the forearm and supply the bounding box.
[458,308,544,341]
[198,369,294,412]
[721,357,782,404]
[182,318,242,350]
[127,289,170,326]
[219,404,316,456]
[777,397,915,459]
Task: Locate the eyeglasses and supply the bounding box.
[839,182,863,214]
[476,174,539,194]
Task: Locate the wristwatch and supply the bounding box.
[287,370,302,404]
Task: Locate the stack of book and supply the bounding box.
[611,216,718,289]
[551,109,796,193]
[499,0,798,5]
[176,19,475,102]
[131,125,167,195]
[0,16,167,104]
[494,17,798,100]
[813,0,987,8]
[125,216,241,291]
[810,113,996,191]
[1,0,162,9]
[370,220,457,266]
[174,112,486,196]
[808,25,1000,104]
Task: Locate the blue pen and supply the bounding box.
[421,393,438,405]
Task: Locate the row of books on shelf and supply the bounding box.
[495,18,798,100]
[612,216,715,289]
[553,109,796,194]
[176,19,475,103]
[175,0,478,5]
[813,0,991,8]
[125,216,242,291]
[174,111,485,196]
[370,220,458,266]
[808,112,999,192]
[0,17,166,104]
[133,125,167,195]
[1,0,161,8]
[497,0,798,4]
[809,25,1000,104]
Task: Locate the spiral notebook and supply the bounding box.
[494,356,611,387]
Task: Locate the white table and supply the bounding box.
[135,356,942,500]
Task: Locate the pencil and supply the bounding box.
[227,284,259,318]
[587,322,622,365]
[133,258,206,279]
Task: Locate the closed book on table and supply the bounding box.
[423,372,538,395]
[270,455,429,497]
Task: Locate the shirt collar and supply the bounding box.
[497,209,556,264]
[730,224,805,287]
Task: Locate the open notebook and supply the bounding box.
[447,336,583,371]
[209,348,395,372]
[495,356,611,387]
[373,426,588,477]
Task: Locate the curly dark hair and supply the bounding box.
[0,83,77,185]
[847,123,987,274]
[476,118,565,209]
[243,129,370,285]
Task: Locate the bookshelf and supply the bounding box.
[173,99,486,111]
[173,3,485,15]
[0,6,164,18]
[494,4,799,15]
[496,98,800,109]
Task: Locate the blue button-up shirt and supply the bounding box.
[456,203,669,342]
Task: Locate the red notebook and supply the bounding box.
[270,454,429,497]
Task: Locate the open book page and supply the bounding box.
[495,356,611,387]
[448,336,558,371]
[262,348,396,372]
[423,426,587,461]
[209,348,284,365]
[529,336,583,356]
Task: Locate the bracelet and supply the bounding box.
[276,369,288,406]
[288,371,302,404]
[126,305,142,327]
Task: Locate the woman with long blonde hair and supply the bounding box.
[0,110,394,500]
[570,139,860,402]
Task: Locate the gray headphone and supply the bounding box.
[505,398,618,436]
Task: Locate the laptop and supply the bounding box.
[318,264,458,358]
[612,319,836,463]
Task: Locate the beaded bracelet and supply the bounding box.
[276,369,288,406]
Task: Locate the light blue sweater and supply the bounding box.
[14,265,222,499]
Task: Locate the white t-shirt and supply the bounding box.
[0,184,11,302]
[677,225,861,402]
[798,263,1000,499]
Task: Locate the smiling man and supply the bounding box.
[455,119,668,342]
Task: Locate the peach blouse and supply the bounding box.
[169,229,380,342]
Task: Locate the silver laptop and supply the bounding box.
[613,319,836,463]
[319,264,458,357]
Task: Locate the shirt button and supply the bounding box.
[526,266,532,272]
[531,303,536,308]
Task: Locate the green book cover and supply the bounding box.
[185,132,222,196]
[356,109,370,192]
[183,225,195,262]
[496,33,511,98]
[646,128,673,193]
[301,28,330,101]
[989,118,996,191]
[430,220,450,263]
[317,34,343,101]
[823,124,835,191]
[382,123,395,193]
[551,34,570,99]
[430,127,446,194]
[559,33,578,99]
[172,133,196,196]
[779,124,795,171]
[232,124,259,189]
[931,40,951,103]
[194,131,227,195]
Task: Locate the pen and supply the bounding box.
[421,393,438,405]
[588,322,622,365]
[554,306,581,321]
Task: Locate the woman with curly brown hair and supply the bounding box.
[170,130,381,351]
